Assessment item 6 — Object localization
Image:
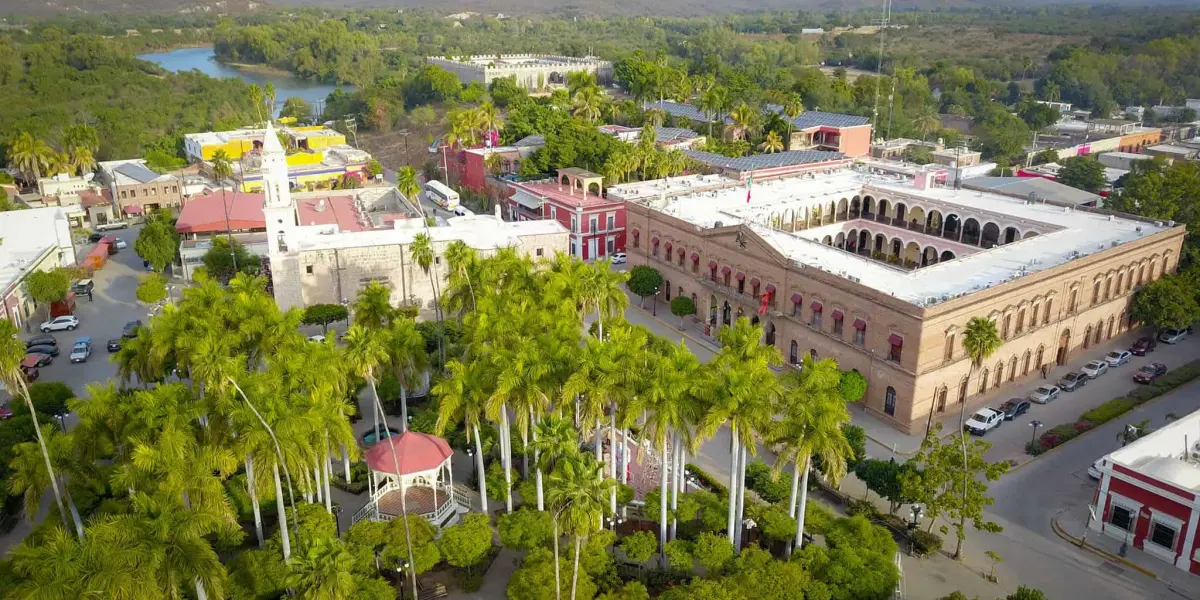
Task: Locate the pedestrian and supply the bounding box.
[1040,364,1048,379]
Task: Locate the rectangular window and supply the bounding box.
[810,310,822,329]
[607,214,615,230]
[855,328,865,347]
[832,317,843,337]
[1110,506,1133,531]
[1151,521,1178,549]
[1044,300,1052,325]
[571,216,578,233]
[589,217,598,233]
[792,301,801,317]
[1031,305,1040,327]
[551,207,558,220]
[536,248,544,257]
[129,189,137,198]
[889,343,903,362]
[305,265,314,274]
[737,278,745,294]
[120,190,127,199]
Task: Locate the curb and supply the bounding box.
[1050,511,1159,579]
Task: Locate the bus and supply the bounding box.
[423,180,460,210]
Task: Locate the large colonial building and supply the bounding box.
[427,54,613,91]
[613,166,1185,433]
[256,122,569,312]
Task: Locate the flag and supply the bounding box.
[745,174,753,203]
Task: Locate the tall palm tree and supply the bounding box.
[344,325,391,444]
[644,108,667,128]
[248,84,265,124]
[913,105,942,141]
[579,260,629,341]
[388,316,429,429]
[67,146,97,176]
[286,537,358,599]
[729,103,759,141]
[701,317,782,549]
[548,457,616,600]
[572,86,604,123]
[760,131,784,154]
[8,435,87,538]
[528,416,580,511]
[8,526,145,598]
[490,335,553,513]
[433,359,490,514]
[7,132,55,183]
[352,281,395,330]
[955,317,1001,559]
[396,165,421,201]
[411,232,446,366]
[443,240,478,317]
[782,93,804,149]
[1042,82,1061,103]
[773,354,852,558]
[477,102,503,142]
[210,150,238,271]
[0,319,70,533]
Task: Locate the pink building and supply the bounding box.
[451,145,541,195]
[1091,408,1200,575]
[506,168,626,260]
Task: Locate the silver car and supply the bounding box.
[1081,360,1109,379]
[1104,350,1131,367]
[1028,384,1061,404]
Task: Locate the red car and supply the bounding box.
[1130,337,1157,356]
[1134,362,1168,384]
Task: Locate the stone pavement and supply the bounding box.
[446,547,523,600]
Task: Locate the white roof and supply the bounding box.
[1148,144,1196,156]
[1108,408,1200,493]
[639,168,1170,305]
[290,214,566,253]
[0,207,72,293]
[1101,151,1154,160]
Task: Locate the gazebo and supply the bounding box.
[352,431,462,528]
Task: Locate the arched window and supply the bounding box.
[884,387,896,416]
[1002,314,1012,339]
[1016,309,1026,335]
[979,368,989,393]
[1092,280,1102,305]
[789,340,798,364]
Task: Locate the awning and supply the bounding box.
[721,266,731,275]
[708,260,718,269]
[512,190,542,210]
[765,284,776,295]
[664,242,673,253]
[831,310,844,320]
[124,205,143,214]
[810,301,823,312]
[749,278,760,287]
[677,247,686,257]
[888,334,904,347]
[691,253,700,262]
[791,293,802,304]
[853,319,867,330]
[735,272,746,281]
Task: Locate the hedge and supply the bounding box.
[743,461,790,504]
[685,464,728,496]
[910,530,943,557]
[1027,359,1200,456]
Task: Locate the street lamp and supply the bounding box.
[652,286,659,316]
[396,559,409,599]
[907,504,924,555]
[740,518,757,549]
[1029,420,1043,447]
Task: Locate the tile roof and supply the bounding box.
[682,149,847,173]
[175,191,266,234]
[651,101,724,124]
[513,134,545,147]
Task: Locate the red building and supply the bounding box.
[506,168,626,260]
[1091,409,1200,575]
[450,145,542,195]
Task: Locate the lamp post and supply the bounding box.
[397,559,409,599]
[907,504,924,556]
[740,518,757,550]
[1029,420,1043,447]
[652,286,659,316]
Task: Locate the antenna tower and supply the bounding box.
[870,0,893,138]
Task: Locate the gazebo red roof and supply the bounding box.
[365,431,453,476]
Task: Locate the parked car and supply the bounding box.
[1104,350,1132,367]
[107,338,122,352]
[25,344,59,357]
[1059,372,1088,391]
[965,408,1005,436]
[71,279,94,297]
[1134,362,1168,384]
[1028,385,1061,404]
[87,232,104,243]
[610,252,627,265]
[114,238,128,250]
[69,338,92,363]
[1081,360,1109,379]
[24,334,56,349]
[998,398,1031,420]
[20,366,38,381]
[95,220,128,231]
[40,315,79,332]
[122,320,143,339]
[23,353,52,368]
[1159,328,1188,344]
[1131,337,1157,356]
[1087,459,1103,480]
[307,335,326,343]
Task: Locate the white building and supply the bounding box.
[260,121,569,312]
[0,207,77,329]
[426,54,614,91]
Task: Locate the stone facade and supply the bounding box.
[627,195,1186,434]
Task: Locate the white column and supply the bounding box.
[1176,506,1200,570]
[431,471,439,516]
[447,459,456,509]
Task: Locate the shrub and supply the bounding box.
[910,530,943,557]
[685,464,727,496]
[663,539,694,571]
[1081,398,1135,425]
[846,499,879,519]
[743,461,789,504]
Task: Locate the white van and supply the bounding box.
[453,206,475,217]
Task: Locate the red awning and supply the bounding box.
[749,278,760,287]
[888,334,904,347]
[831,310,844,320]
[708,260,718,269]
[765,284,776,295]
[124,205,143,214]
[632,230,640,238]
[678,247,686,256]
[853,319,867,330]
[721,266,731,275]
[735,272,746,281]
[810,301,823,312]
[651,236,660,245]
[791,293,802,304]
[691,253,700,262]
[664,242,673,253]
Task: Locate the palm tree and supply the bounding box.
[344,325,391,447]
[1042,82,1061,103]
[8,434,87,538]
[249,84,265,124]
[572,86,605,123]
[352,281,395,330]
[643,108,667,128]
[477,102,503,142]
[782,93,804,149]
[1020,56,1034,80]
[580,260,629,341]
[528,416,580,511]
[286,537,358,599]
[433,359,490,514]
[0,319,70,533]
[760,131,784,154]
[443,240,478,317]
[7,132,55,183]
[490,335,553,513]
[411,232,445,366]
[567,71,598,96]
[701,317,782,549]
[913,105,942,141]
[955,317,1001,560]
[773,354,852,558]
[396,166,421,202]
[548,457,616,600]
[729,103,759,141]
[210,150,237,270]
[67,146,96,176]
[388,316,429,430]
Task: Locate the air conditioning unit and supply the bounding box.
[1190,450,1200,461]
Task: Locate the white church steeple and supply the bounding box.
[262,120,292,210]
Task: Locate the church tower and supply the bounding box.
[260,120,302,309]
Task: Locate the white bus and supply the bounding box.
[423,180,460,210]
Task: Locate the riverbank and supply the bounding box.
[217,58,298,78]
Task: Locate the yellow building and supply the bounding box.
[184,126,347,162]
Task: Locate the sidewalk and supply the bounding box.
[1053,503,1200,600]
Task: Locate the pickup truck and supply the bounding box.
[965,408,1004,436]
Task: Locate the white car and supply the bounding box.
[1159,328,1188,344]
[307,335,326,343]
[1104,350,1132,367]
[40,315,79,332]
[964,408,1004,436]
[1081,360,1109,379]
[1087,459,1104,480]
[1028,384,1061,404]
[95,221,128,231]
[610,252,627,265]
[114,238,128,249]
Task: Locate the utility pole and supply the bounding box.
[870,0,892,138]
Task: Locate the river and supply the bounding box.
[136,47,352,117]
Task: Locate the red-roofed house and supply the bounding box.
[78,189,117,228]
[506,168,626,260]
[175,191,266,235]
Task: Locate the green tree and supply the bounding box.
[618,530,656,565]
[547,457,616,600]
[280,97,314,122]
[901,145,934,164]
[838,370,867,403]
[134,213,179,272]
[669,295,696,328]
[662,539,694,570]
[202,237,257,282]
[25,268,71,304]
[136,273,168,304]
[1058,156,1106,193]
[626,265,663,308]
[1007,587,1049,600]
[302,304,350,333]
[855,458,916,514]
[1131,274,1198,329]
[7,132,55,182]
[498,508,554,551]
[438,513,494,571]
[692,531,734,573]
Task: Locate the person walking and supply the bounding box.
[1040,364,1048,379]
